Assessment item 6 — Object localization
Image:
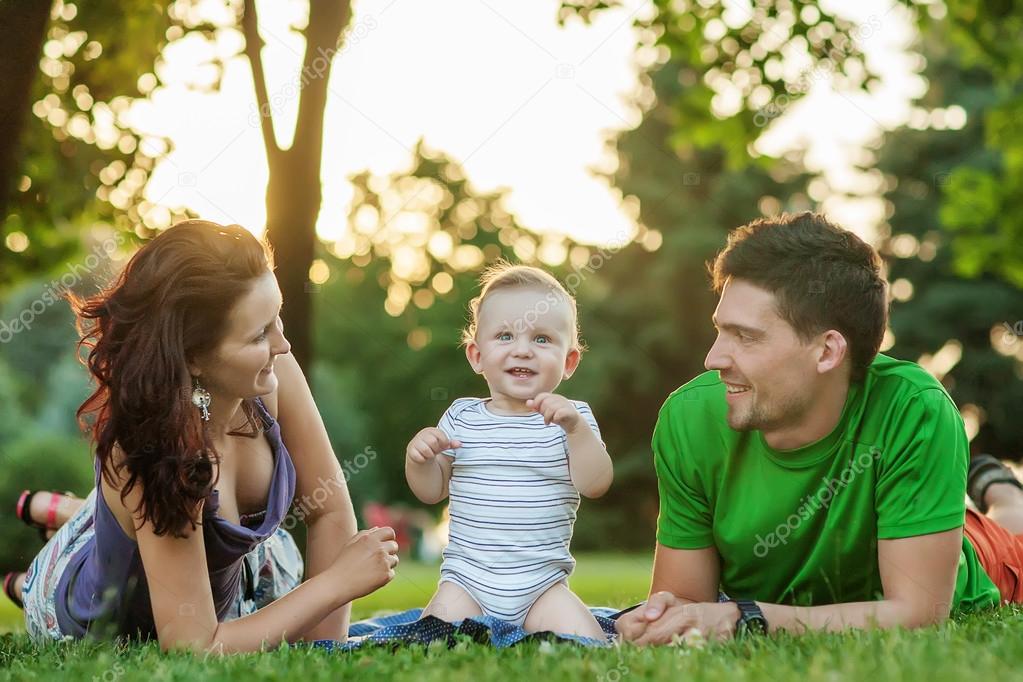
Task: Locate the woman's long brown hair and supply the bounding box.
[73,220,273,537]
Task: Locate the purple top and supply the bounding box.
[55,398,297,640]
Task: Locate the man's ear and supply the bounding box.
[817,330,848,375]
[562,348,581,380]
[465,340,484,375]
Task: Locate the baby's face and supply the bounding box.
[467,286,580,405]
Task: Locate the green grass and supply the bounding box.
[2,554,1022,681]
[0,553,653,634]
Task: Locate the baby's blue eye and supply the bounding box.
[535,335,550,344]
[498,332,513,341]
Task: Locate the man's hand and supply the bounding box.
[616,592,740,645]
[527,393,582,433]
[406,427,460,464]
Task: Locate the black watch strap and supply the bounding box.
[733,599,768,636]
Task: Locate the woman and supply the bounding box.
[2,220,398,652]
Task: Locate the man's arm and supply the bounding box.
[616,542,718,639]
[648,543,720,602]
[621,529,962,644]
[761,528,961,632]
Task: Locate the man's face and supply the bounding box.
[704,278,821,435]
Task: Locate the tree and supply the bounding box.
[875,24,1023,457]
[1,0,178,288]
[560,0,878,167]
[562,54,810,547]
[927,0,1023,287]
[0,0,52,223]
[2,0,354,371]
[561,1,1023,287]
[313,141,582,510]
[242,0,354,370]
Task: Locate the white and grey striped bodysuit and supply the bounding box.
[436,397,601,626]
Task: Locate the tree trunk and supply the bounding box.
[266,150,321,372]
[243,0,351,372]
[0,0,52,223]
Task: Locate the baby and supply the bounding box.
[406,263,612,638]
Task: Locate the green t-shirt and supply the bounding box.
[654,354,1000,612]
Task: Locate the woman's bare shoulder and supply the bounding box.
[99,442,142,539]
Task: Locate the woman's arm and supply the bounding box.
[125,462,398,653]
[272,352,360,641]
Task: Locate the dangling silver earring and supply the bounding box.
[191,376,211,422]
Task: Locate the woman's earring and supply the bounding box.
[191,376,211,422]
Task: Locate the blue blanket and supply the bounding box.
[309,607,623,650]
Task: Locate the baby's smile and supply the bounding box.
[506,366,537,380]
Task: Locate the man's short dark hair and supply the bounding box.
[710,212,888,383]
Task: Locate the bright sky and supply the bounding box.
[132,0,648,247]
[129,0,938,248]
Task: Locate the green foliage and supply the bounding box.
[560,56,811,547]
[558,0,1023,288]
[304,56,814,548]
[3,0,1023,564]
[0,431,93,574]
[0,362,28,447]
[2,0,233,290]
[0,277,97,574]
[932,1,1023,285]
[561,0,877,166]
[314,142,590,512]
[876,25,1023,457]
[2,0,176,287]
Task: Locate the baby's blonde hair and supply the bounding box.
[462,262,582,351]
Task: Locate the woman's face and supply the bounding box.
[192,270,290,400]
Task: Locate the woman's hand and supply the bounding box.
[329,526,400,600]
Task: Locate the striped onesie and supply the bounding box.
[436,397,601,626]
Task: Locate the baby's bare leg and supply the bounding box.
[523,582,604,638]
[421,581,483,623]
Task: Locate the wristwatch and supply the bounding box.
[732,599,768,636]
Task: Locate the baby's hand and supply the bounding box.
[406,427,460,464]
[527,393,582,433]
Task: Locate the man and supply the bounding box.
[618,212,1023,644]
